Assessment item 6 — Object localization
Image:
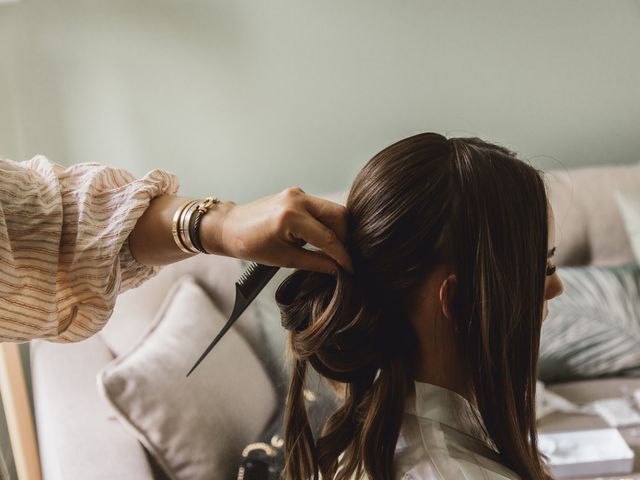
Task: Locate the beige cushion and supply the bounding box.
[98,275,276,480]
[547,163,640,267]
[544,169,590,266]
[615,188,640,262]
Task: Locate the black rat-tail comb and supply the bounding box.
[186,262,280,377]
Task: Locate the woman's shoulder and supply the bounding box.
[317,454,516,480]
[393,417,519,480]
[397,459,517,480]
[320,422,519,480]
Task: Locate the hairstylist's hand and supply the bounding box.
[200,187,354,275]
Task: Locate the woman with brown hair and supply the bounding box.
[275,132,565,479]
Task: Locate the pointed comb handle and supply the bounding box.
[186,263,280,377]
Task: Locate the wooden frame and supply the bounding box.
[0,342,42,480]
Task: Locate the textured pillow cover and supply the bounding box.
[98,275,276,480]
[538,261,640,383]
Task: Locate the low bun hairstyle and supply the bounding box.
[276,268,419,479]
[276,133,552,480]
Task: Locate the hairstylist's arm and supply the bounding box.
[129,187,354,275]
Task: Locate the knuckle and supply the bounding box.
[282,186,305,197]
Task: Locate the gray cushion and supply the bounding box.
[98,275,276,480]
[539,262,640,383]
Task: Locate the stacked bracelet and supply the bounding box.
[189,196,221,254]
[171,200,196,254]
[180,200,200,253]
[171,196,222,254]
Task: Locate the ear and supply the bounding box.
[438,274,457,320]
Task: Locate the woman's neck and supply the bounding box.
[407,264,474,404]
[411,320,473,404]
[413,356,471,403]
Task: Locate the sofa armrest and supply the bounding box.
[0,342,42,480]
[30,334,155,480]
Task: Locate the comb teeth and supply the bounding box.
[238,262,260,286]
[237,262,279,299]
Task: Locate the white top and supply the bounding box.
[330,380,519,479]
[393,380,519,479]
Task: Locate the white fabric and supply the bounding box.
[325,381,519,479]
[393,381,518,479]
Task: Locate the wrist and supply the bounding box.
[199,200,235,256]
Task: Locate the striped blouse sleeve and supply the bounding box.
[0,155,180,343]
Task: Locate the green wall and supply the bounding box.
[0,1,639,478]
[2,0,640,204]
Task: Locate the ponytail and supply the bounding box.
[276,269,417,480]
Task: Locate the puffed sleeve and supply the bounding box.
[0,155,180,343]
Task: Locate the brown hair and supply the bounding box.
[275,132,551,479]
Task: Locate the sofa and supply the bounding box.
[21,161,640,479]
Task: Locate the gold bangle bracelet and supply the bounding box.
[179,200,200,254]
[190,196,222,254]
[172,199,198,254]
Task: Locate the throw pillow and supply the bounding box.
[615,188,640,263]
[538,261,640,383]
[97,275,276,480]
